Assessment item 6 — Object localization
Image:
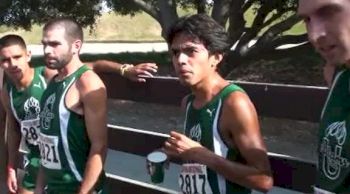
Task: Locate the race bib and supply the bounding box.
[179,163,212,194]
[19,118,40,153]
[314,186,335,194]
[38,133,62,170]
[21,118,40,145]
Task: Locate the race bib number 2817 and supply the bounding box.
[179,163,212,194]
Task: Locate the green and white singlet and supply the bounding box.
[181,84,251,194]
[316,69,350,193]
[6,66,46,189]
[39,65,105,193]
[7,66,46,157]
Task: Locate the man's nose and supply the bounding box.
[8,58,18,68]
[307,17,327,45]
[43,45,52,55]
[176,52,188,64]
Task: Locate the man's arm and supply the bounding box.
[1,88,21,193]
[43,60,158,83]
[164,92,273,193]
[77,71,108,194]
[85,60,158,82]
[207,91,273,192]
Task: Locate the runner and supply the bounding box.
[163,14,273,193]
[0,33,157,193]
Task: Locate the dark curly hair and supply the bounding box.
[166,14,231,56]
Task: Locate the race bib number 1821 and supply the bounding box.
[38,133,62,170]
[179,163,212,194]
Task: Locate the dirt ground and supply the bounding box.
[107,99,318,162]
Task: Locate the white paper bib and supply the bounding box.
[39,133,62,169]
[19,118,40,153]
[179,163,212,194]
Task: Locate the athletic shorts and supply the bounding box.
[22,156,40,191]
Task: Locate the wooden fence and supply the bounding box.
[98,73,328,193]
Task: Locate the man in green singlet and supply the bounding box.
[0,33,157,194]
[38,18,108,194]
[298,0,350,193]
[163,14,273,194]
[0,35,49,194]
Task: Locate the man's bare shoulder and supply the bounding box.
[223,90,252,109]
[76,70,106,97]
[220,90,258,134]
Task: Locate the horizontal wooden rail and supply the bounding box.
[99,73,328,122]
[107,125,316,193]
[106,173,177,194]
[99,75,323,193]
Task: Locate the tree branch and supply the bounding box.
[211,0,231,26]
[132,0,159,20]
[196,0,207,14]
[227,0,246,45]
[236,2,275,50]
[157,0,178,38]
[258,14,301,46]
[242,0,256,13]
[260,12,283,29]
[268,34,308,49]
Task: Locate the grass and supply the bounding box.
[0,12,164,44]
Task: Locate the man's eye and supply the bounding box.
[171,49,179,56]
[184,48,195,54]
[318,5,340,19]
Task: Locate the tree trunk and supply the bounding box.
[157,0,178,39]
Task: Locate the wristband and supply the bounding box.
[120,64,134,77]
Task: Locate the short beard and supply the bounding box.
[46,54,72,70]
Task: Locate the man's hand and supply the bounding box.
[7,167,17,193]
[124,63,158,82]
[163,131,203,161]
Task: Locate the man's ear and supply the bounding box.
[210,53,223,68]
[72,39,82,54]
[26,50,32,63]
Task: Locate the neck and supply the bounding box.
[56,56,83,81]
[15,67,34,90]
[190,73,228,108]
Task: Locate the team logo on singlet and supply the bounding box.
[189,124,202,142]
[24,97,41,120]
[206,108,215,117]
[41,94,56,130]
[320,121,350,180]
